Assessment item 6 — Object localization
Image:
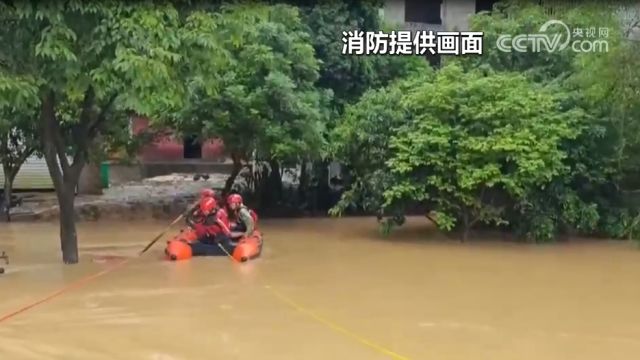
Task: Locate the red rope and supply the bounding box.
[0,258,131,324]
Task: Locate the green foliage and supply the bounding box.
[384,64,582,237]
[330,72,433,216]
[460,1,621,82]
[0,1,200,158]
[570,42,640,180]
[0,1,235,261]
[1,0,637,247]
[302,2,426,112]
[600,207,640,241]
[0,50,41,220]
[0,103,40,208]
[511,184,600,242]
[170,4,329,168]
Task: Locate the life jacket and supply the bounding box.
[249,208,258,224]
[232,205,258,228]
[194,206,231,237]
[216,207,231,230]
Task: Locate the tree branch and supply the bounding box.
[19,146,36,165]
[64,86,99,181]
[52,120,70,174]
[77,85,96,138]
[7,145,37,176]
[0,134,9,169]
[88,93,118,137]
[425,212,439,226]
[40,91,65,196]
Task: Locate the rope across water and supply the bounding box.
[0,239,413,360]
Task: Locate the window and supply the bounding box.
[405,0,442,24]
[476,0,498,13]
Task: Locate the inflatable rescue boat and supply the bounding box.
[164,228,263,263]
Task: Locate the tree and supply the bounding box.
[451,1,640,241]
[460,1,619,83]
[0,2,222,263]
[570,29,640,183]
[334,64,586,240]
[0,75,40,221]
[298,1,426,210]
[566,8,640,240]
[330,71,433,219]
[170,4,329,201]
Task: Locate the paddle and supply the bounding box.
[138,214,185,256]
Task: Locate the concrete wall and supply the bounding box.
[383,0,405,25]
[109,164,143,185]
[140,161,233,178]
[442,0,476,31]
[383,0,476,31]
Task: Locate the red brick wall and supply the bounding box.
[132,116,225,162]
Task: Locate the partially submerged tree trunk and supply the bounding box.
[314,159,330,211]
[298,160,309,206]
[40,88,116,264]
[461,209,470,243]
[0,132,35,222]
[460,205,482,243]
[223,152,243,197]
[266,159,282,205]
[1,169,16,222]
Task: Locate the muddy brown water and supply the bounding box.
[1,217,640,359]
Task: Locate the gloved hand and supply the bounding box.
[205,225,225,241]
[193,223,208,238]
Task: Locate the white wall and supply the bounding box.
[442,0,477,31]
[383,0,405,25]
[383,0,477,31]
[0,156,53,190]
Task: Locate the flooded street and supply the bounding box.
[2,217,640,359]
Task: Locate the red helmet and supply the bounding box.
[227,194,243,205]
[199,197,217,215]
[200,188,215,198]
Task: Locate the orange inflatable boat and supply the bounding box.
[164,228,263,263]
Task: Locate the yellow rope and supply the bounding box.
[217,244,413,360]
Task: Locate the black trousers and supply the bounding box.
[189,234,237,256]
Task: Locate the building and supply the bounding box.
[131,116,224,162]
[0,156,54,190]
[381,0,497,65]
[383,0,497,33]
[0,116,228,191]
[130,116,228,178]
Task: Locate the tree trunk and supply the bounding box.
[2,170,14,222]
[315,160,330,210]
[461,208,470,243]
[223,153,243,197]
[267,160,282,205]
[298,160,309,206]
[78,162,103,195]
[40,90,84,264]
[59,182,79,264]
[40,87,115,264]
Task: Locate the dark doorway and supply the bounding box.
[183,135,202,159]
[476,0,498,13]
[425,54,441,68]
[405,0,442,24]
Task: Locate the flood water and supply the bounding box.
[1,217,640,359]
